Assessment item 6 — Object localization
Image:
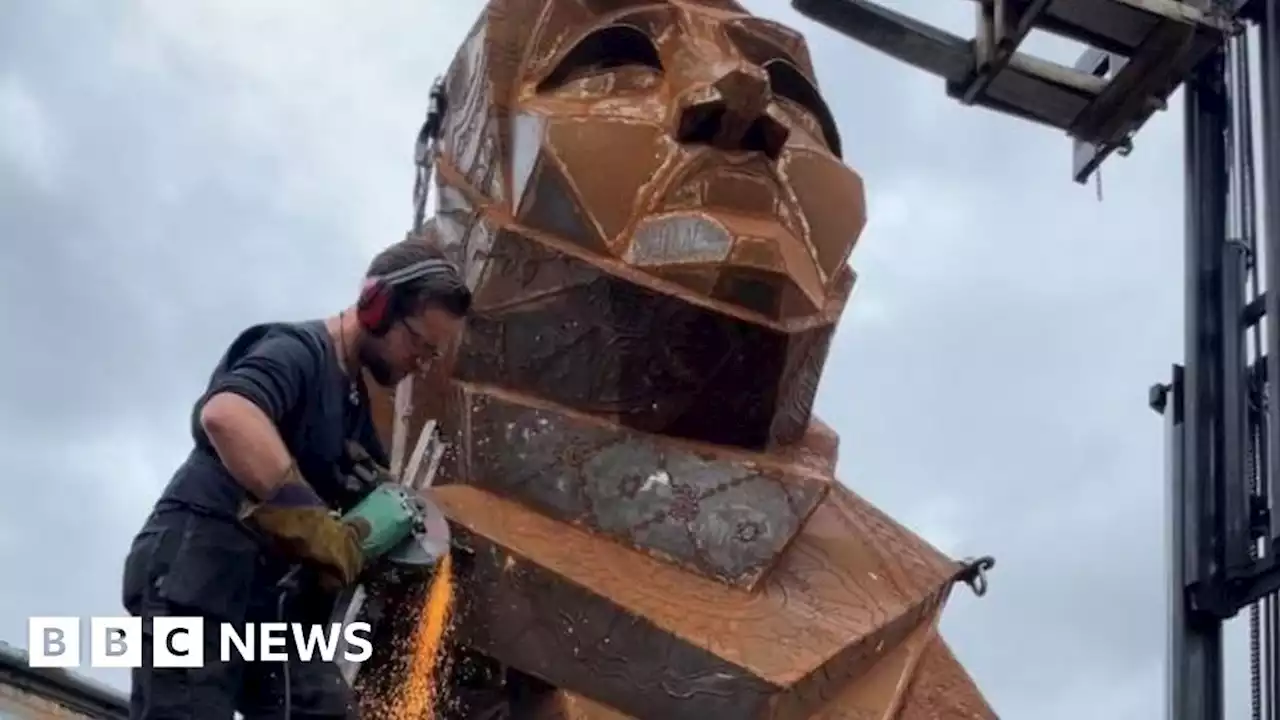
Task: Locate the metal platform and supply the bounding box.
[792,0,1240,182]
[0,642,129,719]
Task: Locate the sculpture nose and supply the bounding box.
[676,67,790,159]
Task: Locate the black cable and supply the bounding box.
[278,587,292,720]
[274,573,296,720]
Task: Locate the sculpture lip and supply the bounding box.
[658,150,804,240]
[625,211,827,317]
[668,149,782,188]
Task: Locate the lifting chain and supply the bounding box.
[411,76,449,236]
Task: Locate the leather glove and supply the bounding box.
[240,474,366,589]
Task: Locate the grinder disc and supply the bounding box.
[383,492,451,567]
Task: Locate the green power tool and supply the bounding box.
[338,431,450,569]
[277,432,451,593]
[344,482,450,567]
[275,483,449,593]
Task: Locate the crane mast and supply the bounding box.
[793,0,1280,717]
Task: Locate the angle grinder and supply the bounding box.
[275,484,450,591]
[344,482,450,568]
[275,484,449,598]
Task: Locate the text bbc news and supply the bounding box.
[26,617,373,668]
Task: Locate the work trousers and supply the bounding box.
[121,509,357,720]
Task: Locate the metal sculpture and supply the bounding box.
[358,1,997,717]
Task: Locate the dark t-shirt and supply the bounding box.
[154,319,387,519]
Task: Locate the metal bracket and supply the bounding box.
[792,0,1235,183]
[1150,381,1172,413]
[1189,551,1280,619]
[389,375,414,478]
[403,418,446,492]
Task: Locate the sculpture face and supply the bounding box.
[507,0,863,321]
[431,0,865,449]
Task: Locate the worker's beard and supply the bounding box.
[357,336,396,388]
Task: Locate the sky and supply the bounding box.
[0,0,1254,717]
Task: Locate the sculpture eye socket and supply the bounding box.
[538,25,664,93]
[763,60,842,158]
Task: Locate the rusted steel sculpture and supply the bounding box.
[360,0,998,717]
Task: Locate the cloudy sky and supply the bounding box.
[0,0,1254,717]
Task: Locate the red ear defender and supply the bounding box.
[357,259,461,335]
[357,277,392,334]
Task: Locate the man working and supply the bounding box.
[121,238,471,719]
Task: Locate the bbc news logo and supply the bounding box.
[27,617,373,668]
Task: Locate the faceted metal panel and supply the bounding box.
[454,387,829,588]
[510,111,545,208]
[428,483,966,720]
[805,619,937,719]
[451,520,776,720]
[454,228,845,450]
[895,637,998,719]
[440,20,504,203]
[516,156,609,252]
[546,118,672,246]
[783,147,866,277]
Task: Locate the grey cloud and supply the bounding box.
[0,0,372,692]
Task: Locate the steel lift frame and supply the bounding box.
[791,0,1280,717]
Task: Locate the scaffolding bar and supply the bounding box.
[1174,45,1231,720]
[1263,0,1280,547]
[1224,234,1251,577]
[1164,368,1196,717]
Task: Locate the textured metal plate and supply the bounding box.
[455,387,830,589]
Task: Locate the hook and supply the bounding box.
[959,555,996,597]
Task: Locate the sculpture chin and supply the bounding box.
[453,225,851,450]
